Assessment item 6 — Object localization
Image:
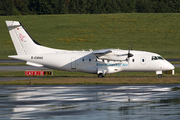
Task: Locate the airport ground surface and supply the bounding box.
[0,60,179,119]
[1,85,180,120]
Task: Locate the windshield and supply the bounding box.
[157,56,164,60]
[152,56,164,60]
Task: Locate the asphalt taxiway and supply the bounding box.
[0,65,49,71]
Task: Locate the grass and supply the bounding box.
[1,77,180,85]
[0,13,180,59]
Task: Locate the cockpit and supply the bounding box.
[152,56,164,60]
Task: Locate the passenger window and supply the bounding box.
[82,59,84,62]
[132,59,135,62]
[89,59,91,62]
[142,59,144,62]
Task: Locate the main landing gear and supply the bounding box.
[98,73,104,78]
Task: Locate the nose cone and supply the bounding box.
[165,60,175,70]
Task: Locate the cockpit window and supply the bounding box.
[157,56,164,60]
[152,56,164,60]
[152,56,158,60]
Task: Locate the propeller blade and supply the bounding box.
[127,41,133,65]
[128,42,133,58]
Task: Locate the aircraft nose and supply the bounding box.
[169,64,175,70]
[166,61,175,70]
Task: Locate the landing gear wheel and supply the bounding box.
[98,73,104,78]
[158,74,162,78]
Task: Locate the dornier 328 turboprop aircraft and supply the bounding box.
[6,21,175,78]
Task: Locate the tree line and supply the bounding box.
[1,0,180,15]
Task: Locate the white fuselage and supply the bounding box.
[12,49,174,75]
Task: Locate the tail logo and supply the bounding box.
[19,34,26,42]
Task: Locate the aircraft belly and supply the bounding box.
[78,67,96,74]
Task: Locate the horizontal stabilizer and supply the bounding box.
[8,55,25,60]
[6,21,21,27]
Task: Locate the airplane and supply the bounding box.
[5,21,175,78]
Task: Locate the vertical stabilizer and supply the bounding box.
[6,21,40,55]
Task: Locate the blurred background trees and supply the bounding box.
[0,0,180,15]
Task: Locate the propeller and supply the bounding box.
[127,42,133,61]
[115,42,133,62]
[115,43,133,62]
[128,50,133,58]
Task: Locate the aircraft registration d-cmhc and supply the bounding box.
[6,21,175,78]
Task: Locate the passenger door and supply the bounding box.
[71,57,76,69]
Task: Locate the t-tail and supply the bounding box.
[6,21,62,57]
[6,21,42,55]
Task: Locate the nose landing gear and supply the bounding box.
[158,74,162,78]
[156,71,162,78]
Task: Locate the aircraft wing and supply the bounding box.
[93,49,112,56]
[93,49,129,61]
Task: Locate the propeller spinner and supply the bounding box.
[127,44,133,58]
